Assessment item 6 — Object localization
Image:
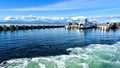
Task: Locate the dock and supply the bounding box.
[97,23,120,30]
[97,24,110,30]
[0,24,65,31]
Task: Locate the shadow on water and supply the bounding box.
[0,28,120,63]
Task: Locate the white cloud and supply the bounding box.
[3,15,120,24]
[3,15,87,22]
[3,14,120,21]
[72,16,86,20]
[4,16,16,20]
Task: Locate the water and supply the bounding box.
[0,28,120,68]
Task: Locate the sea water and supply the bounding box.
[0,28,120,68]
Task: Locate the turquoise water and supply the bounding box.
[1,42,120,68]
[0,28,120,68]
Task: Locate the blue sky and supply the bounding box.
[0,0,120,18]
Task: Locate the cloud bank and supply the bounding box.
[3,15,120,23]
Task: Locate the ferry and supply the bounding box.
[65,19,96,29]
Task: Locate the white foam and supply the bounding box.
[39,63,46,68]
[1,41,120,68]
[81,63,89,68]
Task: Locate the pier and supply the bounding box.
[97,24,110,30]
[0,24,65,31]
[97,23,120,30]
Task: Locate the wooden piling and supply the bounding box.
[30,25,33,29]
[10,25,15,30]
[33,26,38,29]
[23,25,26,30]
[16,25,19,30]
[43,25,45,28]
[0,26,3,31]
[0,24,65,31]
[18,25,22,30]
[25,26,32,30]
[2,25,9,31]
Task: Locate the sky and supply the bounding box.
[0,0,120,18]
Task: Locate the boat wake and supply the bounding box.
[1,42,120,68]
